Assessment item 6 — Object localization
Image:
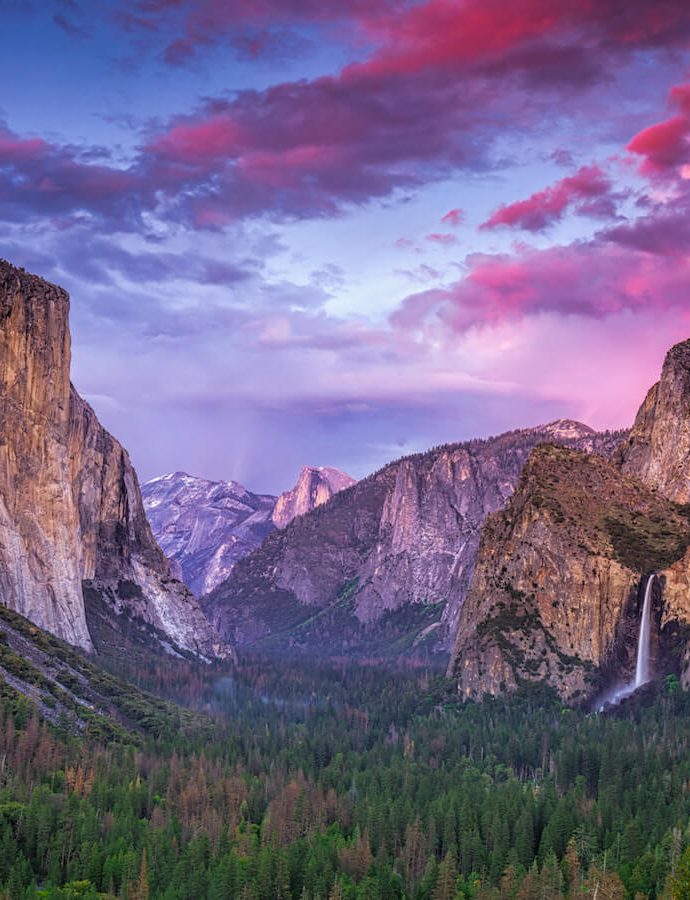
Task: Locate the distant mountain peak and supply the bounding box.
[271,465,356,529]
[539,419,596,439]
[142,473,277,597]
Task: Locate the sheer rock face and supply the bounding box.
[271,466,356,529]
[449,445,690,703]
[142,472,277,596]
[203,423,624,657]
[0,263,91,649]
[617,340,690,503]
[0,260,230,660]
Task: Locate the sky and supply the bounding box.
[2,1,690,493]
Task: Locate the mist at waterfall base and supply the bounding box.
[596,574,655,712]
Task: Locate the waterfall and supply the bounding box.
[596,573,655,710]
[633,573,654,688]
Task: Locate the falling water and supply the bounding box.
[633,573,654,688]
[596,573,655,710]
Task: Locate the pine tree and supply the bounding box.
[433,851,457,900]
[130,848,149,900]
[671,847,690,900]
[564,838,581,898]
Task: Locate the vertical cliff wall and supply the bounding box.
[0,260,229,660]
[617,340,690,503]
[449,444,690,703]
[0,263,92,648]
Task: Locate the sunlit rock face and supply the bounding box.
[617,339,690,503]
[271,466,356,529]
[203,422,624,658]
[0,262,91,649]
[450,340,690,705]
[0,260,231,660]
[143,472,277,596]
[448,445,690,703]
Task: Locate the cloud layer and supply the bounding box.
[2,3,690,489]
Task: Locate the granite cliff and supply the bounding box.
[449,445,690,703]
[0,260,229,660]
[203,422,624,658]
[271,466,356,529]
[617,339,690,503]
[450,339,690,704]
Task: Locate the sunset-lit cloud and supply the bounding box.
[481,166,617,232]
[2,2,690,489]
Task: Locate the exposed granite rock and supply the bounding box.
[0,263,91,649]
[203,422,625,658]
[142,472,276,596]
[271,466,356,528]
[0,259,230,660]
[449,445,690,703]
[617,339,690,502]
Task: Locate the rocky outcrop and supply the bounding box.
[0,260,229,660]
[143,472,276,596]
[449,445,690,703]
[203,422,625,658]
[617,340,690,503]
[271,466,356,529]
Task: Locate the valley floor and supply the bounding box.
[1,650,690,899]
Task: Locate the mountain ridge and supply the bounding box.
[203,419,626,658]
[142,464,356,597]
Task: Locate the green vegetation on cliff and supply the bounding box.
[452,444,690,703]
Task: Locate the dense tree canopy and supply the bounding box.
[1,654,690,898]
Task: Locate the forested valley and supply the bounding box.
[2,649,690,899]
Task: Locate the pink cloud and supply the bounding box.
[147,116,246,163]
[138,2,690,223]
[0,124,143,226]
[391,240,690,335]
[482,165,614,232]
[5,3,690,236]
[0,131,48,162]
[627,115,690,173]
[238,144,346,188]
[441,208,463,226]
[118,0,690,76]
[603,201,690,256]
[426,232,458,245]
[670,84,690,114]
[627,82,690,174]
[353,0,690,82]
